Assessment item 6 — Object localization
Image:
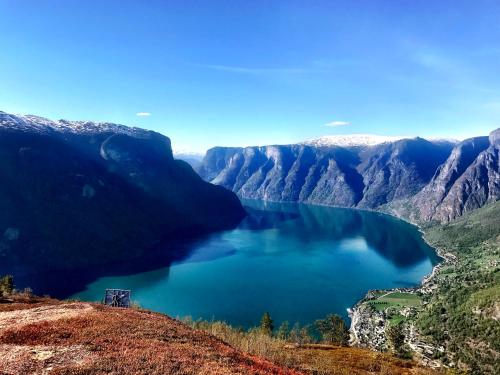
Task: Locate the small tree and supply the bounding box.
[276,321,289,340]
[314,314,350,346]
[289,322,314,345]
[386,323,411,359]
[260,312,274,335]
[289,322,301,343]
[0,275,14,297]
[299,325,314,344]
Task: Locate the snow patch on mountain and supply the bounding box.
[426,137,460,144]
[0,111,151,137]
[302,134,411,148]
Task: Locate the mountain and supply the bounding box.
[411,129,500,222]
[199,130,500,223]
[198,137,455,213]
[0,111,245,271]
[356,137,454,208]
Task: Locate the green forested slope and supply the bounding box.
[417,201,500,373]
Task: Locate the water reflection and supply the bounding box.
[240,200,439,267]
[4,240,191,298]
[4,199,439,303]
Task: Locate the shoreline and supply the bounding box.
[240,197,448,309]
[346,206,458,368]
[239,197,446,308]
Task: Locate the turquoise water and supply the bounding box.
[70,200,439,327]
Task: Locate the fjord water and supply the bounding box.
[70,200,439,327]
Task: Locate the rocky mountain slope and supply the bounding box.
[198,137,455,213]
[411,129,500,222]
[0,111,245,272]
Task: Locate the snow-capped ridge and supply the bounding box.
[0,111,151,137]
[302,134,411,148]
[426,136,460,144]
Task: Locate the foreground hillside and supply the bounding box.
[0,297,296,375]
[0,296,438,375]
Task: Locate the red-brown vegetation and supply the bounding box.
[0,298,298,374]
[0,296,440,374]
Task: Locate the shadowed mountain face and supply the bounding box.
[0,112,245,272]
[198,138,455,213]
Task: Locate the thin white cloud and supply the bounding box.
[324,120,350,127]
[136,112,151,117]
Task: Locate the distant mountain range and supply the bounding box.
[302,134,459,148]
[198,130,500,223]
[0,111,245,271]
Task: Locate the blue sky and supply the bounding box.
[1,0,500,152]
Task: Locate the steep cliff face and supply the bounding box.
[200,145,364,207]
[411,136,490,221]
[356,138,453,208]
[199,138,454,212]
[413,129,499,222]
[0,111,245,271]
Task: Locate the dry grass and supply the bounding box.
[0,299,300,374]
[290,346,439,375]
[0,292,59,312]
[0,343,95,374]
[184,319,442,375]
[185,319,301,368]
